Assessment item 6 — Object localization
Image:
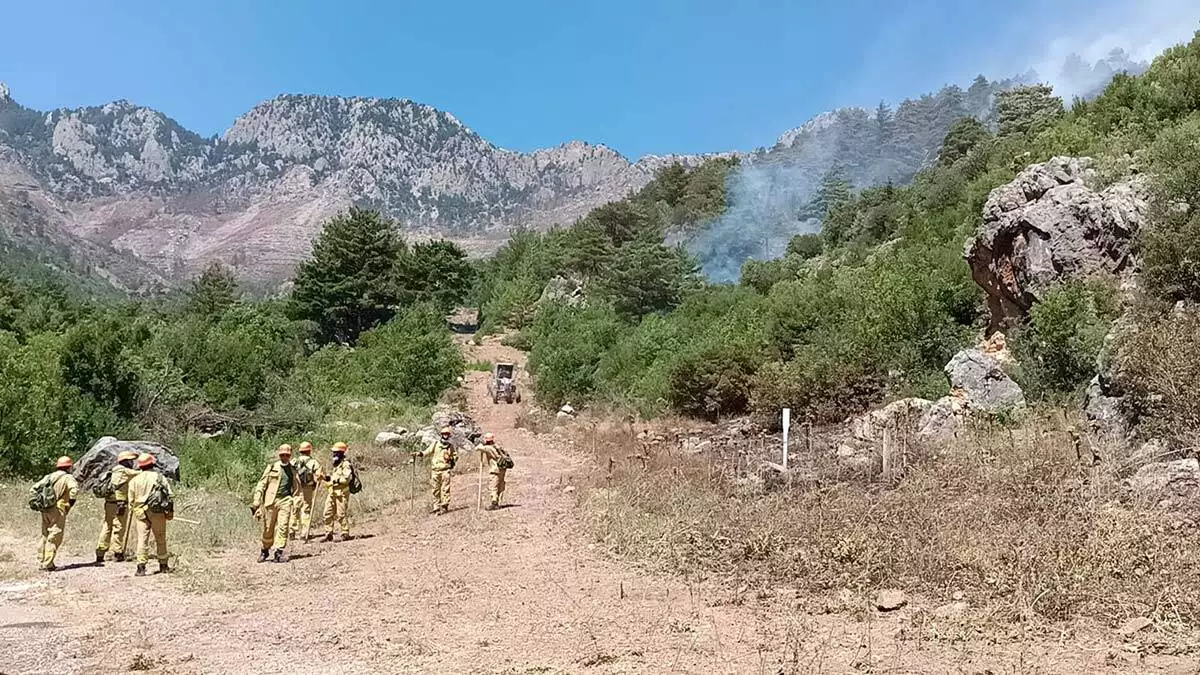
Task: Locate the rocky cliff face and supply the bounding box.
[0,88,702,282]
[965,156,1147,332]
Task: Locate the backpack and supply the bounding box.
[493,446,515,470]
[295,458,316,487]
[92,468,116,499]
[348,465,363,495]
[441,443,457,470]
[27,472,60,512]
[145,474,174,514]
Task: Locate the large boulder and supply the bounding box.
[945,347,1025,411]
[966,156,1147,331]
[73,437,181,491]
[416,408,482,453]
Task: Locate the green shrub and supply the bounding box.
[354,305,465,405]
[1011,282,1119,399]
[528,303,627,408]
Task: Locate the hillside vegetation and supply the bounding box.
[0,208,470,477]
[477,33,1200,447]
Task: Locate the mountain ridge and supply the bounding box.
[0,49,1147,288]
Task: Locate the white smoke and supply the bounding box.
[686,160,824,282]
[688,1,1200,283]
[1033,0,1200,99]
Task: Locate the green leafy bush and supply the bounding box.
[1011,282,1120,399]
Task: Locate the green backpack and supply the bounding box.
[27,472,61,512]
[145,475,174,514]
[348,465,363,495]
[92,468,117,499]
[494,447,515,470]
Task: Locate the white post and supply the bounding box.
[782,408,791,470]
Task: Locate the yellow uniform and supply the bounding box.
[126,470,171,565]
[253,460,298,551]
[97,466,140,559]
[477,444,508,506]
[419,441,457,509]
[323,458,354,537]
[289,455,323,538]
[38,470,80,570]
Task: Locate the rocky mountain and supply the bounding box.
[0,50,1145,289]
[0,85,701,284]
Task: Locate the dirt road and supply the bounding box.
[1,342,1195,673]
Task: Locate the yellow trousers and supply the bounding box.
[323,489,350,535]
[134,511,169,564]
[260,496,293,550]
[38,508,67,569]
[289,484,316,537]
[97,500,131,554]
[489,470,506,504]
[430,470,451,507]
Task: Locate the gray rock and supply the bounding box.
[1118,617,1153,636]
[1084,375,1132,443]
[73,437,180,491]
[374,431,408,447]
[850,398,933,443]
[933,601,969,619]
[945,348,1026,411]
[416,408,482,452]
[917,396,964,439]
[966,156,1147,330]
[874,589,908,611]
[539,275,586,307]
[1127,458,1200,501]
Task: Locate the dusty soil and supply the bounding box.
[2,341,1198,674]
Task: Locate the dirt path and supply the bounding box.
[2,342,1197,674]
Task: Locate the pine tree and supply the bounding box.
[996,85,1065,137]
[289,208,405,345]
[395,239,474,314]
[187,261,238,318]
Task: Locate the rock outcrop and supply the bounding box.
[415,408,482,453]
[1127,458,1200,503]
[73,437,181,491]
[539,275,586,307]
[0,87,712,283]
[966,156,1147,331]
[944,345,1025,411]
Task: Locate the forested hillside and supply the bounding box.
[478,32,1200,452]
[0,208,472,475]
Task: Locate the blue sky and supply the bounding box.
[1,0,1197,158]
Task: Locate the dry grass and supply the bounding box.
[0,399,434,588]
[578,414,1200,631]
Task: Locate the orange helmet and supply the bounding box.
[55,456,73,470]
[298,441,314,455]
[332,441,348,453]
[483,433,495,444]
[117,450,138,462]
[277,444,293,457]
[137,453,156,469]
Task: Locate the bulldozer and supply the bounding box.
[489,362,521,404]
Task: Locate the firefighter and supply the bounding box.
[126,453,173,576]
[476,432,509,510]
[252,444,298,563]
[35,456,80,572]
[322,442,354,542]
[289,441,324,542]
[414,427,457,515]
[95,450,140,563]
